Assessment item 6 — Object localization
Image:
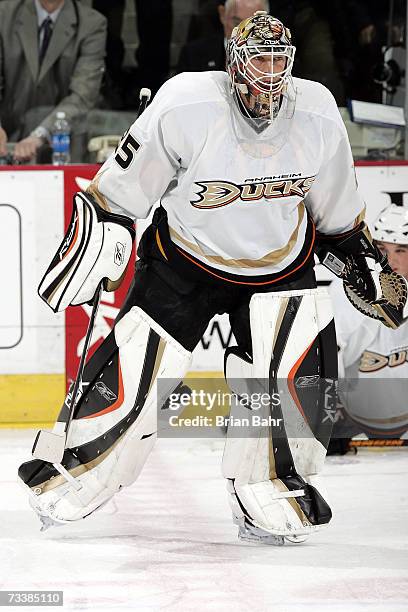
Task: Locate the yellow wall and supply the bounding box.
[0,374,65,428]
[0,371,225,428]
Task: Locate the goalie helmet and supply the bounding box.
[226,11,296,121]
[372,204,408,245]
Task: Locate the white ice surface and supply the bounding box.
[1,430,408,612]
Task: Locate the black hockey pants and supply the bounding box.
[117,218,317,354]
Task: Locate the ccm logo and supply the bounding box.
[114,242,126,266]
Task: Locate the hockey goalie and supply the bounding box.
[18,11,408,545]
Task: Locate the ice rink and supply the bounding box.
[1,430,407,612]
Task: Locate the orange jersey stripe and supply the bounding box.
[175,224,316,286]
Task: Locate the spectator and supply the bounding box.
[135,0,172,98]
[252,1,346,105]
[0,0,107,162]
[177,0,268,73]
[346,0,405,48]
[92,0,172,107]
[92,0,126,106]
[184,0,226,45]
[178,0,345,105]
[289,1,346,105]
[343,0,406,102]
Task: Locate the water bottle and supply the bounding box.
[52,111,71,165]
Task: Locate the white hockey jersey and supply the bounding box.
[330,278,408,436]
[94,71,365,281]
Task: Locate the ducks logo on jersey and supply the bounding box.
[191,176,315,209]
[360,348,408,372]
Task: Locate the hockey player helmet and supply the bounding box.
[373,204,408,245]
[227,11,296,120]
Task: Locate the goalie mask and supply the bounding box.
[227,11,296,122]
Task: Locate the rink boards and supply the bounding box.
[1,161,408,426]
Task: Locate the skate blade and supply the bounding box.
[238,530,309,546]
[238,527,285,546]
[36,496,115,532]
[39,515,65,532]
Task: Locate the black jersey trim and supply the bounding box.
[153,206,316,287]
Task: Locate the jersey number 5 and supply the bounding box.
[115,132,141,170]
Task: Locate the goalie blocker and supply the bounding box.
[316,222,408,329]
[38,192,135,312]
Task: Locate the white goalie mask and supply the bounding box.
[226,11,296,156]
[227,12,295,119]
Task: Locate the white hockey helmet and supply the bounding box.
[372,204,408,245]
[226,11,296,121]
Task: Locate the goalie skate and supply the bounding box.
[236,518,285,546]
[229,481,310,546]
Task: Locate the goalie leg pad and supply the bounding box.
[38,192,135,312]
[18,306,192,524]
[222,288,336,538]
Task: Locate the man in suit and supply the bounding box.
[0,0,106,162]
[177,0,269,74]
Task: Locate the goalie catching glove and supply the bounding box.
[316,222,408,329]
[39,192,135,312]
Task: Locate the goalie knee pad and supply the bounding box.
[18,307,192,524]
[222,288,336,538]
[38,192,135,312]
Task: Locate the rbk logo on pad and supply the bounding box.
[114,242,125,266]
[191,176,316,210]
[95,381,117,402]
